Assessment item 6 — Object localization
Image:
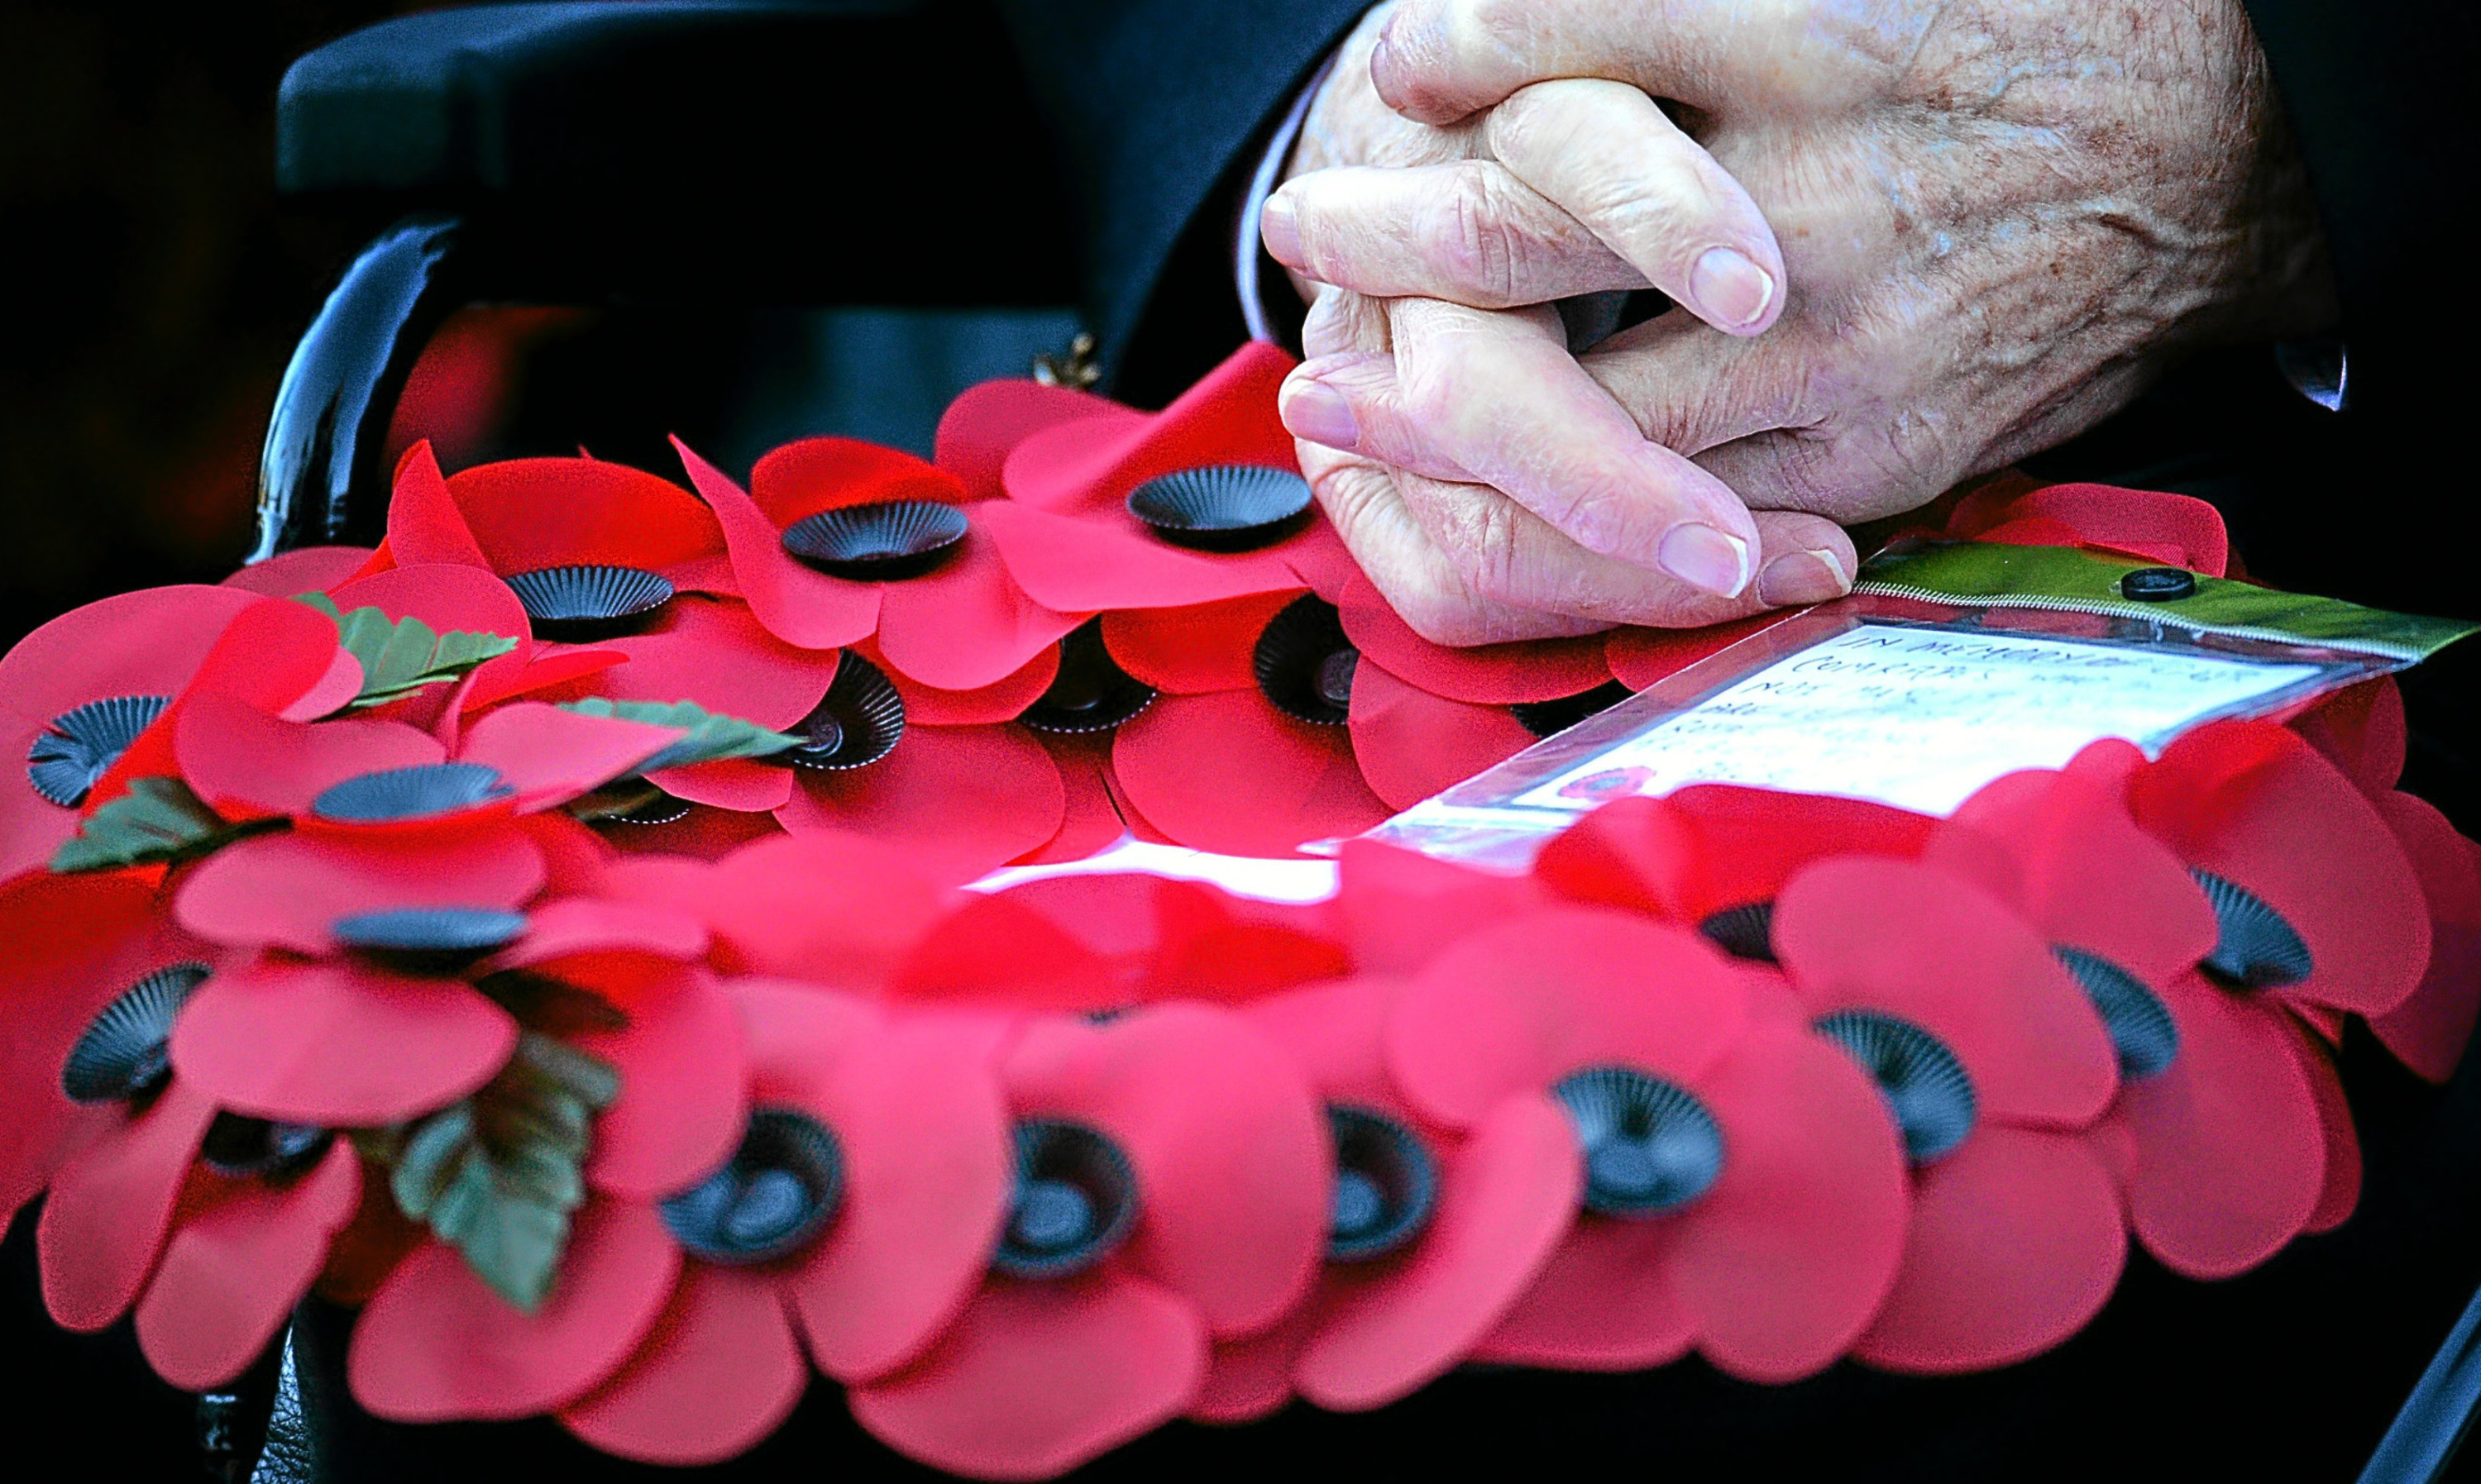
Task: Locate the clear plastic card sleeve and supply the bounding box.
[1350,542,2481,873]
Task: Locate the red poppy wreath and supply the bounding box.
[2,345,2476,1480]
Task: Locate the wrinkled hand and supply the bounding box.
[1267,7,1861,647]
[1275,0,2338,551]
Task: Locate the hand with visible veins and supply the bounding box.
[1264,7,1862,647]
[1268,0,2336,642]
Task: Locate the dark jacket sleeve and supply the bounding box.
[2243,0,2481,414]
[988,0,1373,399]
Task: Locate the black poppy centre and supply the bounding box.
[26,694,170,808]
[1814,1010,1977,1166]
[199,1114,331,1180]
[1510,680,1633,740]
[2053,946,2180,1080]
[332,906,528,975]
[1325,1105,1439,1262]
[2192,869,2314,990]
[1020,621,1156,734]
[505,565,676,642]
[1255,594,1358,726]
[1698,901,1779,965]
[1126,465,1312,552]
[661,1107,848,1265]
[1551,1065,1725,1218]
[782,500,969,581]
[61,961,213,1105]
[991,1119,1140,1279]
[313,762,513,823]
[777,650,907,771]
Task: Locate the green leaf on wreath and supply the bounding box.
[50,777,278,874]
[557,697,800,775]
[386,1033,621,1312]
[294,592,519,709]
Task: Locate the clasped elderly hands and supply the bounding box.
[1264,0,2337,645]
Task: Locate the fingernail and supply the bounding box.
[1281,379,1360,451]
[1757,548,1853,607]
[1690,247,1776,331]
[1658,523,1752,598]
[1260,193,1303,266]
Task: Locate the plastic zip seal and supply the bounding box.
[1352,542,2480,872]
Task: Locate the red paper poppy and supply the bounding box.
[557,980,1012,1464]
[1532,786,1934,933]
[849,1003,1328,1479]
[379,443,842,733]
[1929,743,2328,1277]
[1328,837,1543,975]
[1942,480,2230,575]
[1193,974,1580,1420]
[2289,678,2481,1081]
[2128,719,2430,1023]
[1102,594,1391,857]
[1770,857,2125,1372]
[1385,906,1910,1381]
[675,435,1083,695]
[980,343,1341,615]
[1,587,355,877]
[5,881,366,1391]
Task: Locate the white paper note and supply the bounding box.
[1513,622,2321,818]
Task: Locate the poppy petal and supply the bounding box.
[975,499,1313,613]
[0,872,168,1223]
[331,562,531,645]
[1111,690,1389,860]
[2116,976,2324,1277]
[457,701,682,805]
[579,971,748,1200]
[349,1198,683,1420]
[222,546,380,598]
[447,458,724,575]
[777,723,1067,889]
[1986,483,2229,575]
[876,524,1088,692]
[176,827,546,955]
[1099,590,1298,695]
[2134,721,2429,1017]
[386,443,492,570]
[998,340,1296,515]
[492,896,708,983]
[1330,839,1541,975]
[2369,794,2481,1081]
[1670,1021,1909,1381]
[1604,613,1787,691]
[1474,1188,1688,1370]
[647,757,795,813]
[2292,676,2407,797]
[1004,1005,1327,1334]
[602,833,948,988]
[174,690,446,819]
[1535,789,1934,925]
[672,439,882,651]
[599,804,784,861]
[872,637,1060,726]
[587,598,840,731]
[170,958,518,1124]
[1298,1090,1582,1409]
[1018,731,1131,866]
[1347,661,1536,810]
[734,984,1011,1381]
[558,1266,805,1466]
[1339,577,1611,704]
[1774,858,2120,1125]
[935,379,1128,500]
[1193,1305,1312,1422]
[1855,1125,2125,1373]
[38,1078,218,1330]
[1390,908,1750,1128]
[134,1139,361,1388]
[848,1273,1207,1480]
[2290,1020,2360,1233]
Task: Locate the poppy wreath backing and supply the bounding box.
[0,345,2474,1480]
